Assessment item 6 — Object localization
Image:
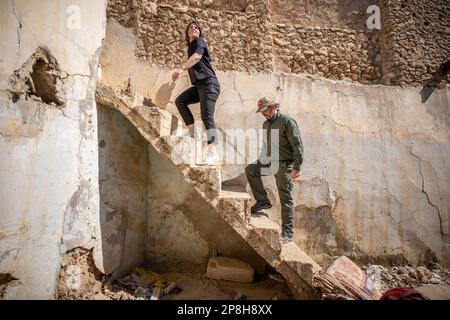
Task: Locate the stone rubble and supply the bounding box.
[362,263,450,295]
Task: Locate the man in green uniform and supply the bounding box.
[245,97,304,244]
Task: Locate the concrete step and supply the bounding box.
[179,164,222,203]
[250,215,282,253]
[154,135,196,166]
[216,186,252,225]
[95,83,183,137]
[280,242,322,286]
[153,135,224,167]
[131,106,183,139]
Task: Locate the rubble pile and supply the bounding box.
[314,256,450,300]
[362,263,450,294]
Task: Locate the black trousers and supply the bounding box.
[175,77,220,144]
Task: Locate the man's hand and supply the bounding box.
[171,68,184,81]
[290,170,300,179]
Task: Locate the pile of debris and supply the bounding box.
[362,263,450,292]
[313,256,450,300]
[57,248,180,300]
[114,267,180,300]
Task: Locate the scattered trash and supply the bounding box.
[113,266,181,300]
[134,267,167,288]
[326,256,366,290]
[361,263,450,291]
[144,289,153,298]
[233,292,243,300]
[315,257,450,300]
[315,256,378,300]
[150,287,162,300]
[163,282,177,295]
[268,274,284,282]
[321,293,354,300]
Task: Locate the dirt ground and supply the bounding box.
[158,272,291,300]
[56,248,450,300]
[56,248,292,300]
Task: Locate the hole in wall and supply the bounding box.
[8,47,65,107]
[29,59,64,106]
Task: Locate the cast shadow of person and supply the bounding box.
[420,60,450,103]
[152,81,176,109]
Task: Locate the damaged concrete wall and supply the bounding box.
[96,105,148,278]
[0,0,107,298]
[98,18,450,267]
[215,73,450,266]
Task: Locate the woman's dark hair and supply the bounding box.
[185,21,203,46]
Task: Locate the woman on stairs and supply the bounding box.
[172,21,221,165]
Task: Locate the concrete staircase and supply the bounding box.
[95,83,323,299]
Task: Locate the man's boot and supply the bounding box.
[251,200,272,213]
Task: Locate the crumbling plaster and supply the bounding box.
[0,0,107,298]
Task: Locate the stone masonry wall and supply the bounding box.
[156,0,249,12]
[380,0,450,86]
[106,0,449,86]
[269,0,373,29]
[272,25,381,83]
[107,0,273,72]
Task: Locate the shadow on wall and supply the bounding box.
[420,60,450,103]
[154,81,176,109]
[97,104,149,279]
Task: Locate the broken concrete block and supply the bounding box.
[206,257,254,283]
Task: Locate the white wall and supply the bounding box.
[0,0,107,298]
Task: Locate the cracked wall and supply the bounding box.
[0,0,107,298]
[98,18,450,266]
[215,73,450,266]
